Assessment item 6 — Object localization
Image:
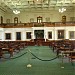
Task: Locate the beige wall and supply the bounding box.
[0,6,75,41]
[3,9,74,23]
[0,10,6,23]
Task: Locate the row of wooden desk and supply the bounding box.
[0,48,14,58]
[51,42,75,64]
[61,50,75,63]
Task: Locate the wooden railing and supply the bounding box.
[0,22,75,28]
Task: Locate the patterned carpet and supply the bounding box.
[0,46,75,75]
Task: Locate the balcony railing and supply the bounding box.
[0,22,75,28]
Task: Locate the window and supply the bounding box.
[30,18,34,22]
[58,30,64,39]
[46,17,50,22]
[48,32,52,39]
[6,19,10,23]
[5,33,11,40]
[26,32,31,39]
[69,31,75,39]
[70,17,75,22]
[1,16,3,24]
[37,16,42,23]
[16,32,21,40]
[14,17,18,23]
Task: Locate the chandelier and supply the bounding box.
[12,3,20,14]
[59,1,66,13]
[59,7,66,13]
[13,10,20,14]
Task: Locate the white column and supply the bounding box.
[65,30,69,39]
[53,27,57,40]
[44,28,47,42]
[53,27,58,40]
[12,32,16,41]
[0,31,4,41]
[32,29,35,39]
[55,30,58,40]
[2,29,5,41]
[22,31,26,41]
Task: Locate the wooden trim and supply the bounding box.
[0,22,75,28]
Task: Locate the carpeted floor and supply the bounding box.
[0,46,75,75]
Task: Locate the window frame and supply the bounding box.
[26,32,31,39]
[48,32,52,39]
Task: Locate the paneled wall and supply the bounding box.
[0,26,75,41]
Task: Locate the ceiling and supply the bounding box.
[0,0,75,12]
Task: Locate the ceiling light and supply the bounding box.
[59,7,66,13]
[13,10,20,14]
[59,1,66,13]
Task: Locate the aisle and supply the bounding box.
[0,46,75,75]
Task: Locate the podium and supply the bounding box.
[34,39,45,46]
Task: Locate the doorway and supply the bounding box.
[16,32,21,40]
[34,30,44,39]
[37,16,42,23]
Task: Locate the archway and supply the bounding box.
[34,30,44,39]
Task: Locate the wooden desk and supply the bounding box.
[61,50,75,64]
[61,50,75,54]
[34,39,45,46]
[2,48,13,57]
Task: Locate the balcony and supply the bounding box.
[0,22,75,28]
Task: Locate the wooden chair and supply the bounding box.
[69,52,75,65]
[0,49,3,58]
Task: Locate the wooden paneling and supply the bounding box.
[0,22,75,28]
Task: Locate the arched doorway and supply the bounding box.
[37,16,42,23]
[34,30,44,39]
[34,30,44,46]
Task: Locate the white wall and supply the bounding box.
[0,26,75,41]
[0,8,75,41]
